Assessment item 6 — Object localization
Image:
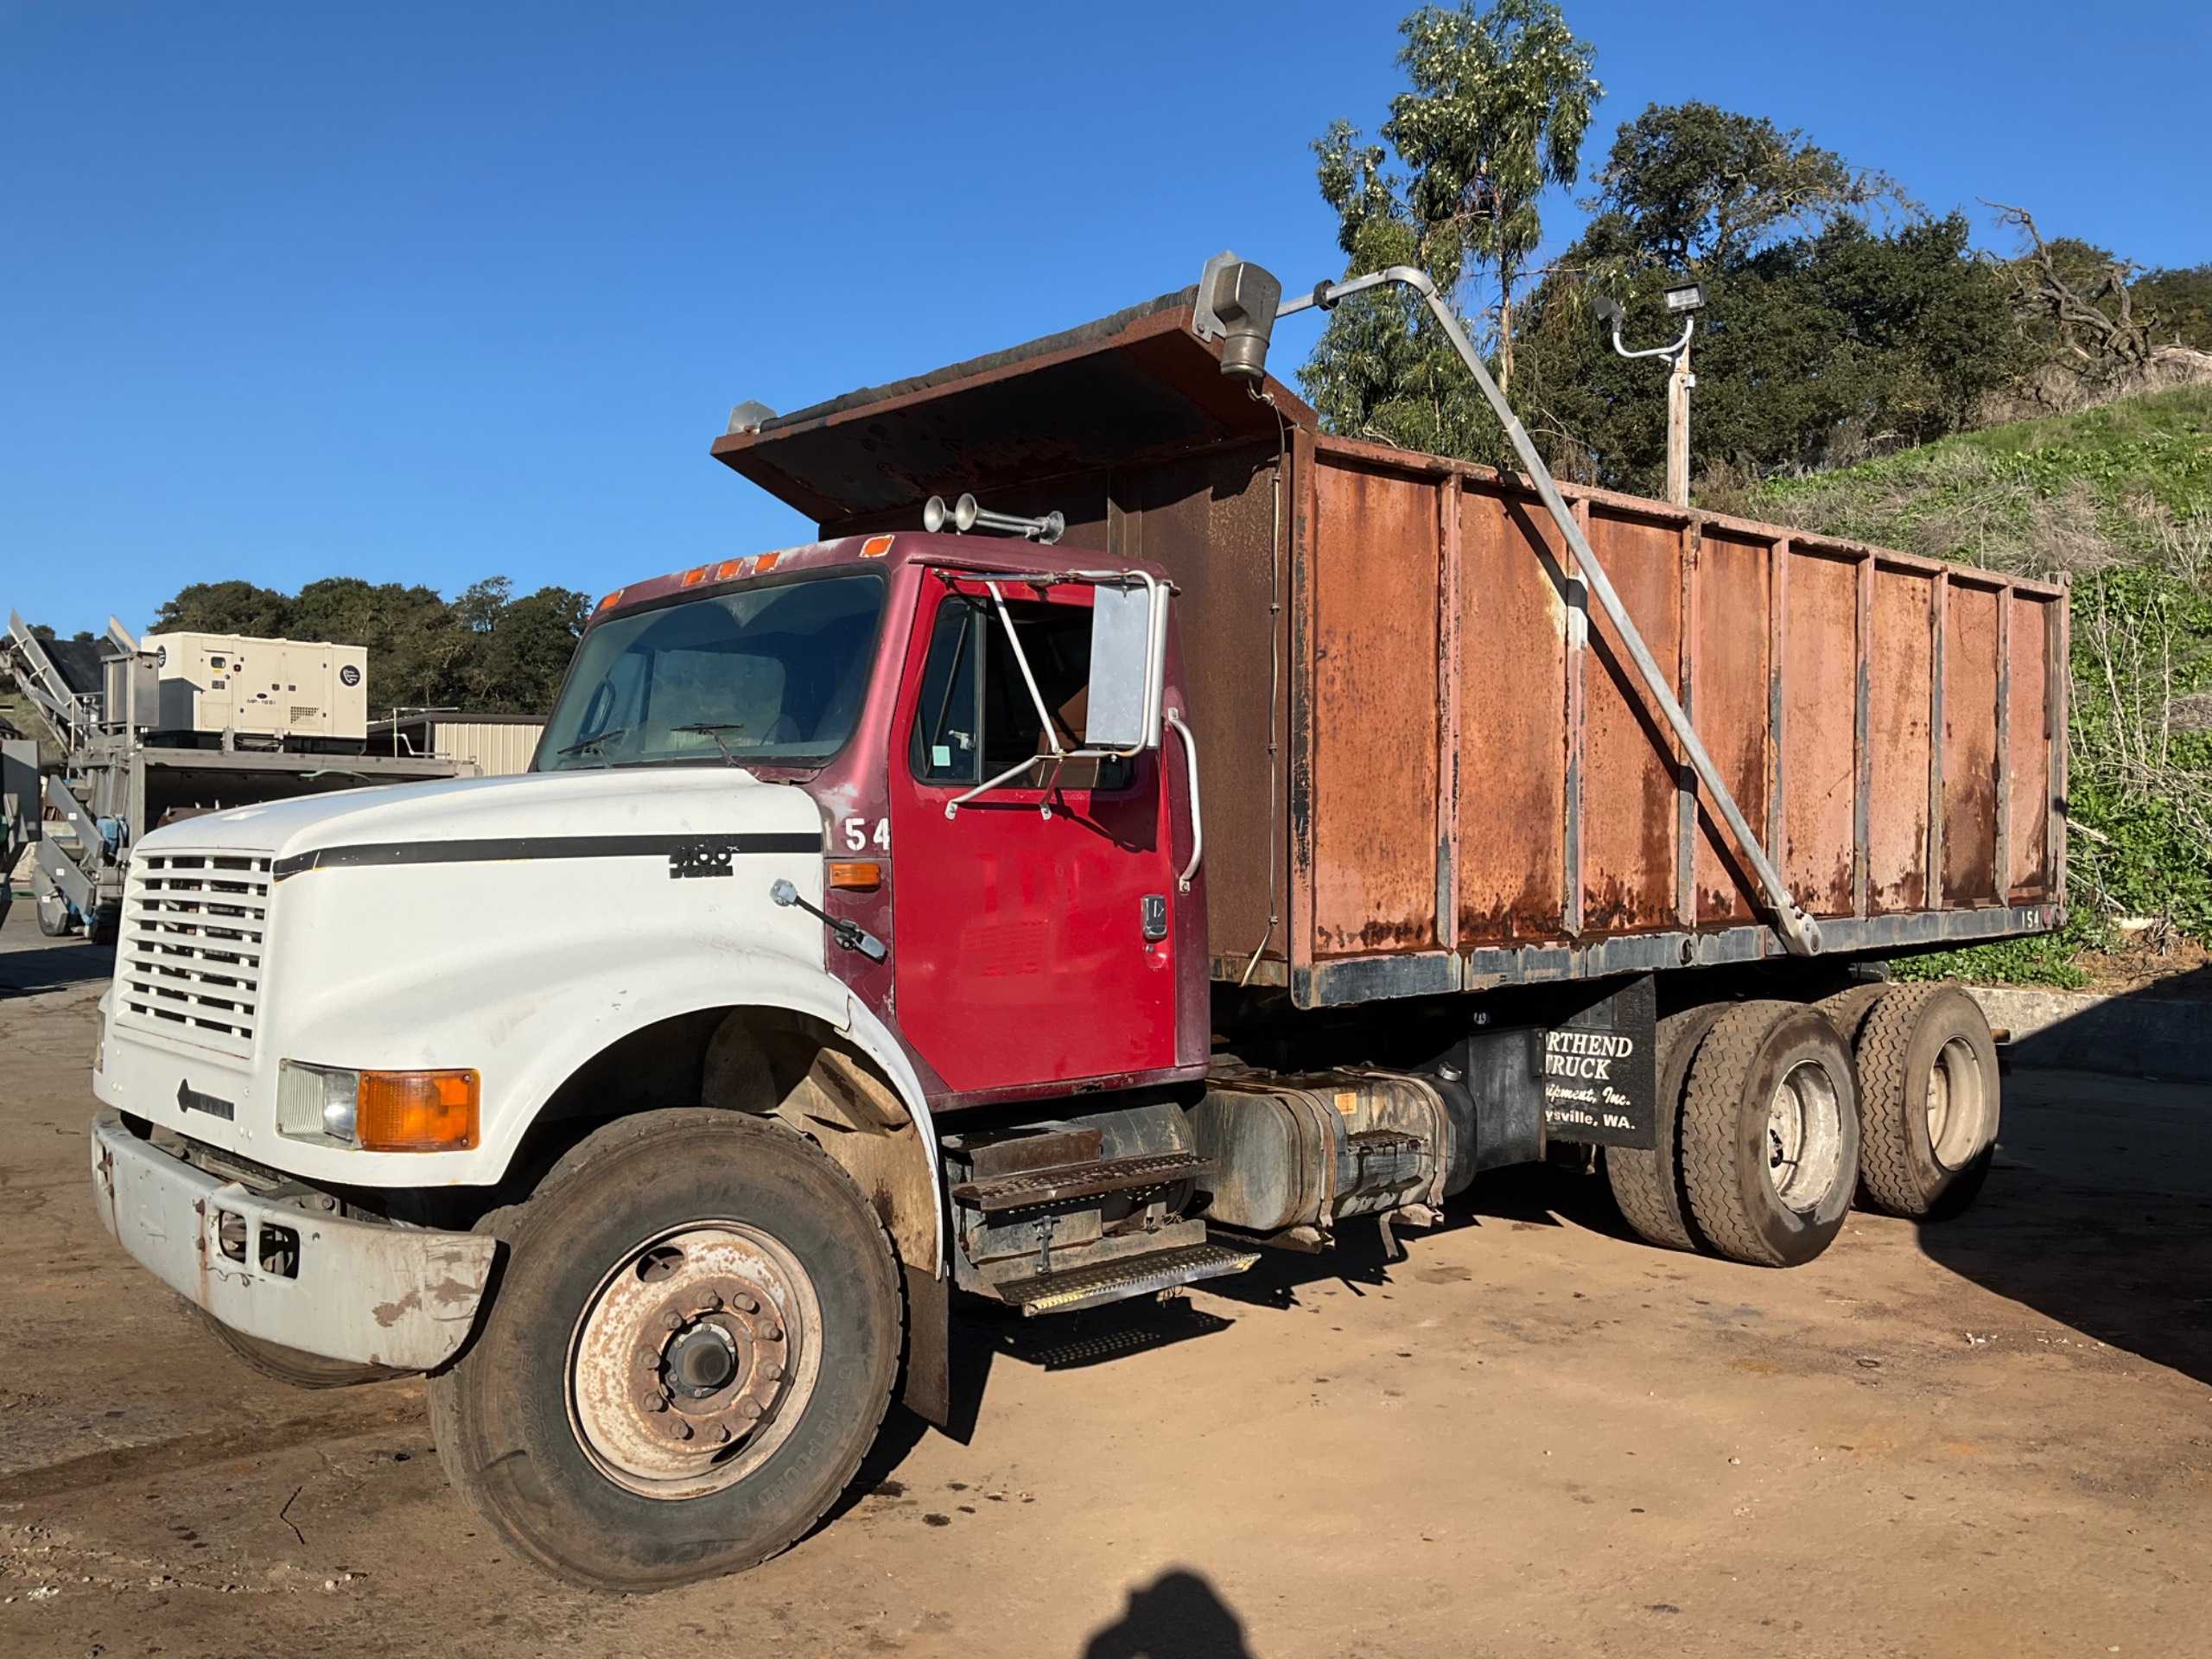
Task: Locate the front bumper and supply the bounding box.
[90,1110,497,1371]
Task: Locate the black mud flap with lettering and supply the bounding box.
[1536,974,1657,1150]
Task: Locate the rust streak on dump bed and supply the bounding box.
[1783,545,1859,918]
[1692,529,1770,925]
[1580,506,1681,934]
[2007,591,2055,900]
[1945,581,2003,905]
[1309,456,1440,957]
[1458,486,1570,945]
[710,283,2067,1007]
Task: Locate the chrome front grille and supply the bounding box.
[117,850,272,1056]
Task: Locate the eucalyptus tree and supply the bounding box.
[1302,0,1600,455]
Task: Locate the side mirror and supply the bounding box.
[1083,577,1170,753]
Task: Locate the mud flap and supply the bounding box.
[900,1261,951,1428]
[1536,974,1658,1150]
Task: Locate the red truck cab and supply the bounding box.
[585,531,1210,1109]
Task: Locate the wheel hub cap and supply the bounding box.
[567,1224,821,1499]
[1765,1060,1844,1214]
[1924,1035,1986,1170]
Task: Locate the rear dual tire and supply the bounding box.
[1611,1001,1861,1268]
[1604,1005,1726,1254]
[1851,983,1999,1219]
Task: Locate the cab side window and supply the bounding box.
[908,593,1131,790]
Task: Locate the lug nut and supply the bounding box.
[660,1308,684,1331]
[730,1293,759,1314]
[671,1420,693,1441]
[739,1399,765,1420]
[696,1290,722,1312]
[758,1323,783,1342]
[639,1392,667,1414]
[760,1362,785,1382]
[715,1426,734,1445]
[637,1349,658,1370]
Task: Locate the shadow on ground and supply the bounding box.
[1915,1065,2212,1388]
[1080,1567,1254,1659]
[0,938,114,995]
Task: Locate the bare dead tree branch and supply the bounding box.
[1980,200,2158,378]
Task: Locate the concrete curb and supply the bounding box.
[1969,984,2211,1083]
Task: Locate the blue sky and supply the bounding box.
[5,1,2206,638]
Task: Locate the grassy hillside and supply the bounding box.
[1707,386,2212,987]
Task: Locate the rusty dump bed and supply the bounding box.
[715,289,2068,1008]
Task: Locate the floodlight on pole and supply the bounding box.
[1598,285,1703,508]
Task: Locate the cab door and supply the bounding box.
[887,576,1179,1095]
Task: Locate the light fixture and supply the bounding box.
[1664,283,1706,315]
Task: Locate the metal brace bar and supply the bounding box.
[1280,265,1821,954]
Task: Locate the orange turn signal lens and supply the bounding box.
[355,1069,480,1152]
[828,861,883,890]
[860,535,893,558]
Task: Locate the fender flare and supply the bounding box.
[480,969,944,1274]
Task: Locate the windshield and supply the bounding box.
[536,572,885,772]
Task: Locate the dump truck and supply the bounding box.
[86,257,2066,1591]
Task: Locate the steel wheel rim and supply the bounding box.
[1765,1059,1844,1213]
[1925,1036,1986,1170]
[566,1221,823,1500]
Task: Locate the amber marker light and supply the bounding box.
[828,861,883,890]
[595,589,624,613]
[356,1070,480,1152]
[860,535,894,558]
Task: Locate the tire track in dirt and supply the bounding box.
[0,1389,427,1502]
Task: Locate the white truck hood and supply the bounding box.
[134,766,809,864]
[99,762,838,1190]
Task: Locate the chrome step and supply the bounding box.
[994,1241,1262,1318]
[950,1150,1210,1214]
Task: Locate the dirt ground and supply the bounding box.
[2,904,2208,1659]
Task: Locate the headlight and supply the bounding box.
[278,1061,480,1152]
[279,1060,359,1144]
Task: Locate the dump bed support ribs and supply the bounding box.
[1276,268,1822,957]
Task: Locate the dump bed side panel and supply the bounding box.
[1291,437,2067,1007]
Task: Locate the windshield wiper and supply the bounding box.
[672,721,749,764]
[556,727,628,758]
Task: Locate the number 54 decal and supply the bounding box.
[842,817,891,853]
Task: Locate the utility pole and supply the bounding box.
[1595,283,1707,509]
[1665,335,1694,508]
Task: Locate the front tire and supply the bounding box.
[1681,1001,1861,1267]
[428,1109,902,1592]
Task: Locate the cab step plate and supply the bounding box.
[950,1150,1210,1214]
[995,1242,1262,1318]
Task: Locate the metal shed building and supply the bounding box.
[367,711,545,777]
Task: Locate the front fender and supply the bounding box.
[481,956,945,1274]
